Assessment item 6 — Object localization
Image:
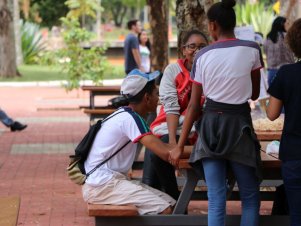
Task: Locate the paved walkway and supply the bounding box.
[0,85,273,226]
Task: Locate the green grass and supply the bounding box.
[0,64,124,82]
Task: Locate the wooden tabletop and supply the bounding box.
[81,85,121,92]
[179,146,280,169]
[255,130,282,141]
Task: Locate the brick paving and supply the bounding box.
[0,85,273,226]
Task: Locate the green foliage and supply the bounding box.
[65,0,101,20]
[235,2,274,37]
[59,17,109,90]
[102,0,145,27]
[21,20,45,64]
[31,0,69,28]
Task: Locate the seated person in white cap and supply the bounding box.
[82,69,176,215]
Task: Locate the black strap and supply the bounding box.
[86,109,131,178]
[86,139,131,177]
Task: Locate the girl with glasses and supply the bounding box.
[142,30,208,200]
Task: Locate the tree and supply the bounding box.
[14,0,23,65]
[31,0,68,28]
[176,0,214,57]
[0,0,18,78]
[102,0,145,27]
[147,0,169,72]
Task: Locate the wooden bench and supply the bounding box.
[88,204,138,217]
[0,196,20,226]
[88,205,289,226]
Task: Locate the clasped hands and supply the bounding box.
[167,143,183,167]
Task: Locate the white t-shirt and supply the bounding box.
[84,107,151,186]
[191,39,264,104]
[139,44,150,72]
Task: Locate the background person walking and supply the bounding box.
[264,16,295,86]
[0,108,27,132]
[138,30,151,73]
[124,19,143,74]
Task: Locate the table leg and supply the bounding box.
[173,169,200,214]
[90,92,95,109]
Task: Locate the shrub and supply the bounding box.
[235,2,274,37]
[59,17,110,91]
[21,20,45,64]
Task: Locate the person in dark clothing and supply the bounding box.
[267,18,301,226]
[124,19,143,74]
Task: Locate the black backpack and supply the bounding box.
[67,111,130,185]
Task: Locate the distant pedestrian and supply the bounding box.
[124,19,143,74]
[267,18,301,226]
[0,108,27,132]
[138,30,151,73]
[263,16,295,86]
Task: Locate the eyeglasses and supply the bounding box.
[184,43,207,51]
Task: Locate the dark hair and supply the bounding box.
[267,16,286,43]
[207,0,236,32]
[127,80,156,104]
[182,30,209,46]
[286,18,301,59]
[127,19,138,30]
[138,30,151,51]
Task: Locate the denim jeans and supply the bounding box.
[0,109,14,127]
[202,158,260,226]
[282,160,301,226]
[267,69,278,87]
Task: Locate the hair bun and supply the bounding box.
[221,0,236,9]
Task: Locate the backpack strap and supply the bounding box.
[86,139,131,178]
[85,109,131,178]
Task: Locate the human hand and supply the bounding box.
[168,146,183,167]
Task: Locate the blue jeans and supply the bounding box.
[202,158,260,226]
[282,160,301,226]
[0,109,14,127]
[267,69,278,87]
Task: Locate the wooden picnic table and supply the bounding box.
[81,85,121,122]
[81,85,121,109]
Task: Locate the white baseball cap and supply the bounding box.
[120,69,160,98]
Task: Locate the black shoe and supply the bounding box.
[10,121,27,132]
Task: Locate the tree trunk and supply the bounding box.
[147,0,169,72]
[0,0,18,78]
[14,0,23,65]
[176,0,214,57]
[111,3,127,27]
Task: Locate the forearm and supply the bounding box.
[166,114,179,144]
[251,70,261,100]
[132,49,142,70]
[177,103,199,149]
[140,135,171,161]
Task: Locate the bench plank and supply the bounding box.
[88,204,139,217]
[0,196,20,226]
